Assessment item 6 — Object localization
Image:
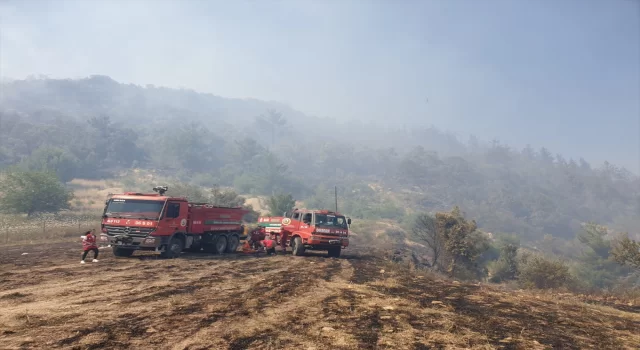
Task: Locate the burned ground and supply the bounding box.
[0,242,638,349]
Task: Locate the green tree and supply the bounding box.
[255,153,289,193]
[255,109,287,146]
[230,151,297,196]
[265,193,295,217]
[577,222,611,259]
[208,185,245,207]
[518,252,573,290]
[86,115,147,168]
[19,147,79,182]
[412,207,489,278]
[154,122,222,172]
[166,182,208,202]
[0,170,73,216]
[411,213,444,270]
[611,234,640,269]
[208,186,259,222]
[572,222,626,290]
[488,237,520,283]
[437,206,477,277]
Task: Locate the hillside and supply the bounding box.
[1,76,639,244]
[0,242,638,350]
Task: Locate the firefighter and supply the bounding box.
[280,229,289,254]
[80,229,99,264]
[248,226,266,250]
[259,234,277,255]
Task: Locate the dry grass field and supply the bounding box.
[0,241,638,350]
[0,214,99,246]
[67,179,123,214]
[0,177,261,245]
[0,177,638,349]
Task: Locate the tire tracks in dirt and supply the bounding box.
[1,243,639,349]
[171,255,351,350]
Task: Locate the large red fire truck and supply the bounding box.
[99,186,248,258]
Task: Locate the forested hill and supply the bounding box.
[1,75,638,243]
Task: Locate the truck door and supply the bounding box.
[301,212,312,230]
[282,211,300,232]
[290,211,301,230]
[163,201,188,233]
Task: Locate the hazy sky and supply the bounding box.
[1,0,639,171]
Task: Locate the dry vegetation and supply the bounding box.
[0,241,638,350]
[0,179,109,245]
[0,172,308,246]
[0,214,100,245]
[67,179,123,213]
[1,177,639,349]
[0,176,267,245]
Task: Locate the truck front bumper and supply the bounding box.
[100,234,164,250]
[304,236,349,249]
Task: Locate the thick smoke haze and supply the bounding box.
[1,0,639,171]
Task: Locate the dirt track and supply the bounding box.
[0,242,639,350]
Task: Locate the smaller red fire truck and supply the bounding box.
[258,208,351,257]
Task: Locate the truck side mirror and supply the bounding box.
[347,218,352,225]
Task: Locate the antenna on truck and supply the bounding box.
[335,186,338,212]
[153,186,169,196]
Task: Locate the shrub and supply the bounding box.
[518,252,573,289]
[488,239,520,283]
[265,193,295,217]
[166,182,208,202]
[0,170,74,216]
[411,206,489,279]
[488,259,513,283]
[612,234,640,270]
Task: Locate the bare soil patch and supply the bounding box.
[0,243,637,349]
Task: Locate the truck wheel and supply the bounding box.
[112,247,134,257]
[226,234,239,253]
[327,247,341,258]
[214,235,228,254]
[292,236,305,256]
[161,236,184,259]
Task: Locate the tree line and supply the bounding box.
[1,76,639,246]
[409,206,639,291]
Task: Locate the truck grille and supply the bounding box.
[104,225,154,238]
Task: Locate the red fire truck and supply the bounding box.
[259,208,351,257]
[99,186,249,258]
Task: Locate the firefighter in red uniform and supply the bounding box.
[280,230,289,254]
[260,234,277,255]
[80,229,99,264]
[248,226,266,250]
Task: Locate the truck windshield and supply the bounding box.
[314,214,348,229]
[104,199,164,219]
